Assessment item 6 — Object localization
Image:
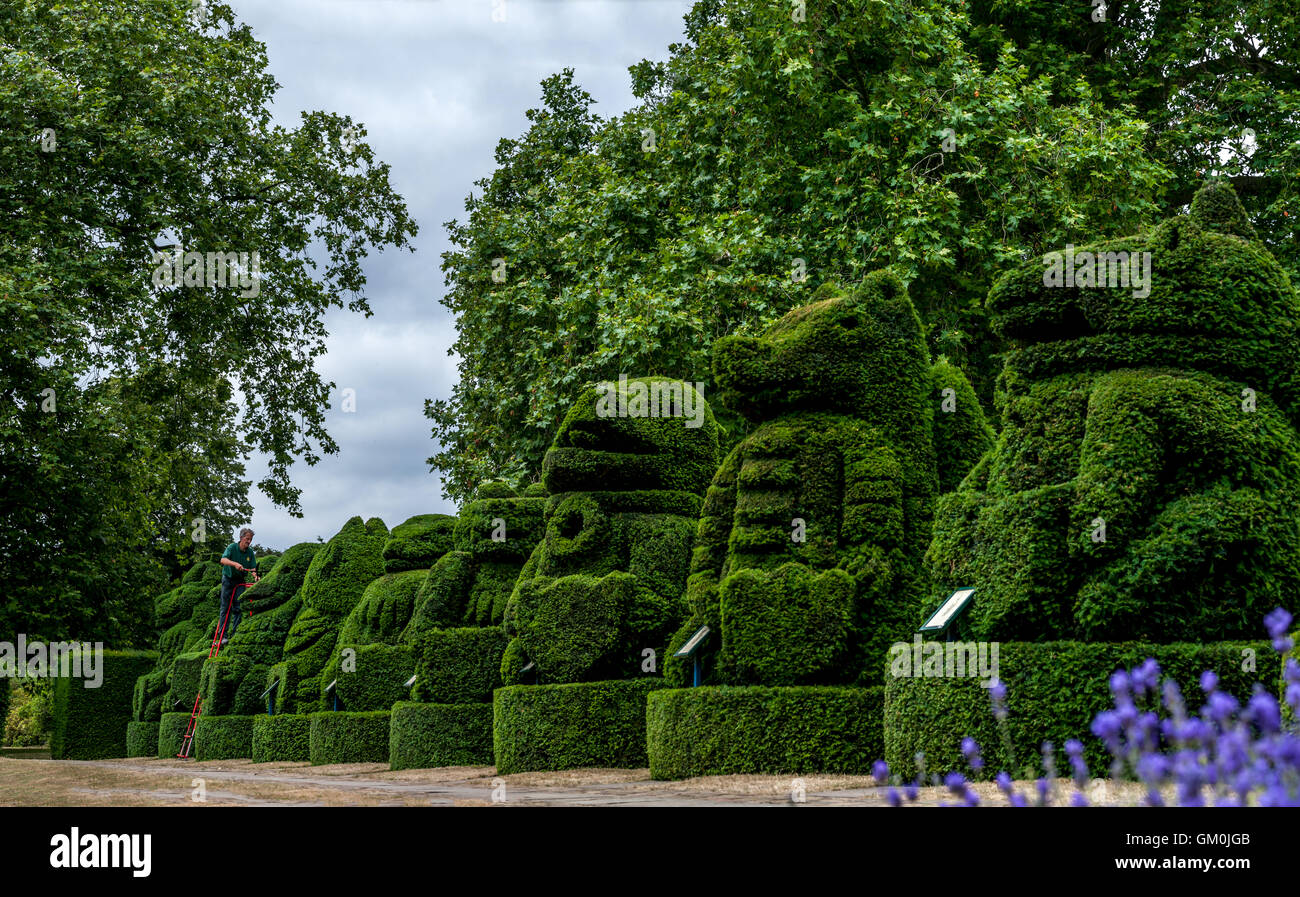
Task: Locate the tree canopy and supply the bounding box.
[1,0,417,642]
[430,0,1197,502]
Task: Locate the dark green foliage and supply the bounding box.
[199,653,269,716]
[492,679,665,774]
[157,621,198,666]
[308,711,391,765]
[252,713,312,762]
[542,377,719,495]
[675,273,966,690]
[405,551,476,635]
[155,580,216,631]
[717,563,855,685]
[402,486,547,638]
[50,649,157,760]
[323,644,413,711]
[0,680,9,736]
[278,517,389,713]
[503,388,714,684]
[183,559,223,586]
[126,720,158,757]
[411,628,508,704]
[389,701,494,769]
[158,712,190,758]
[883,640,1282,780]
[133,667,168,722]
[193,714,254,760]
[931,359,995,493]
[168,651,208,709]
[382,514,457,573]
[646,685,885,779]
[298,517,390,617]
[929,184,1300,642]
[338,571,425,645]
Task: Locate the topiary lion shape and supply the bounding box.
[668,269,990,688]
[927,181,1300,642]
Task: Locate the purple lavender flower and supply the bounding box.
[1199,670,1218,694]
[1246,691,1281,734]
[995,770,1013,794]
[1132,658,1160,695]
[960,737,984,771]
[887,787,902,807]
[1205,691,1239,724]
[1070,791,1089,807]
[1265,607,1294,652]
[1109,669,1130,699]
[904,782,919,802]
[872,760,889,785]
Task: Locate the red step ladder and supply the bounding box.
[177,579,253,758]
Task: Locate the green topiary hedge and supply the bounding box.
[883,640,1282,780]
[646,685,885,779]
[125,720,159,757]
[323,644,413,711]
[337,570,426,646]
[411,627,508,704]
[277,517,389,713]
[168,650,208,710]
[0,679,9,735]
[133,667,169,722]
[193,714,254,760]
[389,701,494,770]
[50,649,158,760]
[493,679,665,774]
[252,713,311,762]
[382,514,457,573]
[158,711,191,758]
[929,183,1300,643]
[308,711,391,765]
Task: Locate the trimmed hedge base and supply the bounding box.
[50,649,158,760]
[389,702,494,770]
[252,714,312,762]
[309,711,391,765]
[646,685,885,779]
[158,712,190,758]
[126,721,159,758]
[193,715,255,760]
[883,640,1282,780]
[493,679,665,774]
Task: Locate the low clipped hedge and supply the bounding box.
[883,640,1282,780]
[158,712,191,758]
[493,679,665,774]
[126,721,159,757]
[193,715,254,760]
[411,627,508,704]
[50,649,158,760]
[309,711,391,765]
[252,714,312,762]
[646,685,885,779]
[389,701,494,770]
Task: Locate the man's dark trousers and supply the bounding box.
[218,578,243,642]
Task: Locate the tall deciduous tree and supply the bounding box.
[0,0,417,642]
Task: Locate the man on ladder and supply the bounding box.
[217,527,259,647]
[177,527,261,758]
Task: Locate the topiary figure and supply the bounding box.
[271,516,388,713]
[402,483,545,638]
[927,181,1300,643]
[382,513,457,573]
[500,378,720,685]
[666,269,989,689]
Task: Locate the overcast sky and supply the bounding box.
[229,0,695,548]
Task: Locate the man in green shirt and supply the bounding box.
[217,527,259,646]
